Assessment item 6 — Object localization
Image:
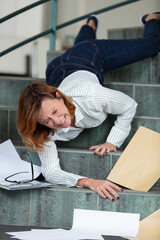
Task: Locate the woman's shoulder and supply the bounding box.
[58,70,100,96]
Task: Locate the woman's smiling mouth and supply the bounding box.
[58,115,66,127]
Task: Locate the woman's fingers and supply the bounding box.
[98,182,121,200]
[96,188,108,199]
[106,185,119,200]
[89,145,102,155]
[86,179,122,201]
[89,145,97,150]
[99,148,106,157]
[109,181,123,192]
[89,142,117,156]
[99,188,114,200]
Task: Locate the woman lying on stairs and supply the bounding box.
[17,12,160,201]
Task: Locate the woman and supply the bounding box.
[17,13,160,201]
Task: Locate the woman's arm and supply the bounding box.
[89,85,138,155]
[38,140,85,187]
[38,140,122,200]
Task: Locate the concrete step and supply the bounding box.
[1,104,160,150]
[1,77,160,114]
[0,144,159,228]
[105,53,160,84]
[0,76,45,108]
[0,186,160,228]
[15,146,160,191]
[108,26,144,39]
[1,78,160,150]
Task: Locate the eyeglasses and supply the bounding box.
[5,152,34,184]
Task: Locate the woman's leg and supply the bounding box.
[94,14,160,73]
[46,13,160,86]
[46,16,98,87]
[74,15,98,45]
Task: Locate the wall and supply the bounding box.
[56,0,160,43]
[0,0,50,78]
[0,0,159,78]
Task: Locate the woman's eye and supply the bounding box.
[53,110,57,114]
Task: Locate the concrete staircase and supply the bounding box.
[0,26,160,229]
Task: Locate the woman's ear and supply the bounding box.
[56,92,62,98]
[56,92,64,103]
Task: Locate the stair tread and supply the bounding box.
[43,185,160,195]
[0,185,160,228]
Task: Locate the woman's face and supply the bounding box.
[37,93,73,129]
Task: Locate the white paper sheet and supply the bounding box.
[0,139,21,160]
[0,139,41,184]
[6,209,140,240]
[7,228,103,240]
[72,209,140,237]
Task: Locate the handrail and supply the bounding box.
[0,0,141,57]
[0,0,56,57]
[56,0,140,30]
[0,29,54,57]
[0,0,50,24]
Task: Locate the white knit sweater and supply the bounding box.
[38,70,137,187]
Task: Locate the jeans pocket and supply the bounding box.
[64,40,99,66]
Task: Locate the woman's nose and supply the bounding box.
[51,115,64,126]
[50,115,59,125]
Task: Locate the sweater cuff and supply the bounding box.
[106,126,130,147]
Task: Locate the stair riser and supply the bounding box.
[14,147,160,190]
[1,107,159,150]
[1,78,160,118]
[105,83,160,117]
[105,53,160,84]
[0,79,38,108]
[0,187,159,228]
[108,27,144,40]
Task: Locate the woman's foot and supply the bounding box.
[87,15,98,31]
[141,12,160,24]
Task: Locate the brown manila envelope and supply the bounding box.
[107,126,160,191]
[123,209,160,240]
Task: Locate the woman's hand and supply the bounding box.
[77,178,123,201]
[89,142,117,156]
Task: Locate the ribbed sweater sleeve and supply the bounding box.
[38,140,85,187]
[92,84,138,147]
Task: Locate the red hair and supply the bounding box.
[17,81,76,152]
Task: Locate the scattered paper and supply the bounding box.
[6,209,140,240]
[107,126,160,191]
[72,209,140,237]
[7,228,103,240]
[0,139,52,190]
[0,139,41,180]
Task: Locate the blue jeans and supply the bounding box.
[46,19,160,86]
